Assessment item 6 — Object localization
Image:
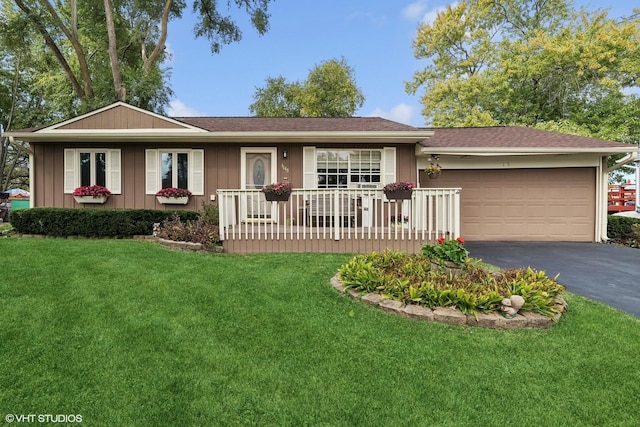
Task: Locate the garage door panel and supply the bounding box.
[427,168,596,241]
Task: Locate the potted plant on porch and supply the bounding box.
[73,185,111,204]
[156,187,192,205]
[383,181,414,200]
[261,182,292,202]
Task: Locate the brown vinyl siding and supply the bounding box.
[30,142,416,211]
[58,105,184,130]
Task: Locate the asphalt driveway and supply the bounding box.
[464,242,640,318]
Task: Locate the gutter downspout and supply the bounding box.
[597,156,607,241]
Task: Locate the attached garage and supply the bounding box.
[417,126,638,243]
[425,168,596,241]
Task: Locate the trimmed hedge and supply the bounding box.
[10,208,199,238]
[608,215,640,242]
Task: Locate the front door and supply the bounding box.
[241,148,278,221]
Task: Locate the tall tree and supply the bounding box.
[249,58,366,117]
[406,0,640,132]
[1,0,273,114]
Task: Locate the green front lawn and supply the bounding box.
[1,239,639,426]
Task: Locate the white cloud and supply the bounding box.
[369,103,416,126]
[402,0,429,21]
[402,1,458,25]
[167,99,207,117]
[346,11,388,27]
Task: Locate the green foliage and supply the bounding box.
[10,208,198,237]
[407,0,640,146]
[250,57,365,117]
[608,215,640,248]
[421,237,469,265]
[1,242,639,425]
[155,213,221,249]
[339,250,565,317]
[199,201,220,225]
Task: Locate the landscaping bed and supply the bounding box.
[337,248,567,329]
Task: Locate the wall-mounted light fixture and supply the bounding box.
[282,148,288,159]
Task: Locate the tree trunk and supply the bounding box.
[143,0,172,75]
[103,0,126,101]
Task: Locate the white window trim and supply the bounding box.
[303,147,396,189]
[145,149,204,195]
[64,148,121,194]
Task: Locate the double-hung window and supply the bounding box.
[64,149,121,193]
[310,149,391,188]
[146,149,204,195]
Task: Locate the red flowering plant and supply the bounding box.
[261,182,292,195]
[421,236,468,265]
[382,181,415,192]
[72,185,112,198]
[155,187,192,198]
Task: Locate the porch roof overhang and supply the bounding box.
[5,129,434,145]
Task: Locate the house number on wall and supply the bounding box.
[502,162,510,167]
[281,163,290,173]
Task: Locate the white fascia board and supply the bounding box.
[418,153,603,170]
[417,145,636,156]
[8,130,432,144]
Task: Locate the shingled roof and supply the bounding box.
[174,116,418,132]
[420,126,631,149]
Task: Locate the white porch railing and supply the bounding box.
[216,188,460,253]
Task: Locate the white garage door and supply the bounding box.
[424,168,596,241]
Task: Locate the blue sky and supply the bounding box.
[164,0,637,126]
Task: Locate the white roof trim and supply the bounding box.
[38,102,206,132]
[7,130,433,144]
[417,145,637,156]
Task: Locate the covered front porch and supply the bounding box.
[216,188,461,254]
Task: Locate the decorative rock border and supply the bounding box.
[155,237,223,253]
[331,274,565,330]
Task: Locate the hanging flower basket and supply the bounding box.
[261,182,292,202]
[426,162,442,179]
[264,192,291,202]
[382,182,414,200]
[384,189,413,200]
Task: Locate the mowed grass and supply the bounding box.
[1,239,639,426]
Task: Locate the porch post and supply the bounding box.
[333,191,340,241]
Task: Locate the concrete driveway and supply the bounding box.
[464,242,640,318]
